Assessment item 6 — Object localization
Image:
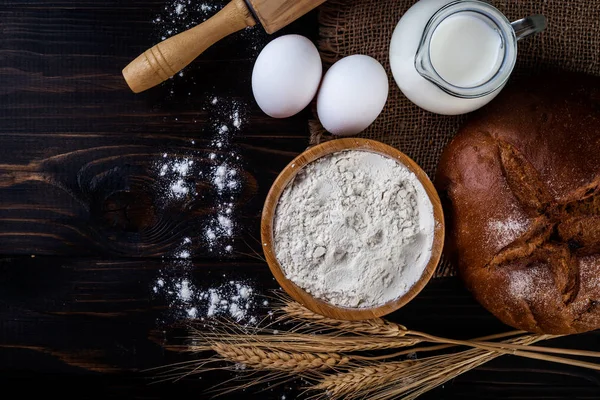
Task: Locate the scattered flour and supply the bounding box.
[205,228,217,241]
[153,98,248,254]
[234,362,247,371]
[232,110,241,128]
[174,2,184,15]
[199,99,247,252]
[152,192,240,317]
[187,307,198,318]
[150,98,253,326]
[507,265,550,304]
[274,151,436,308]
[218,215,233,234]
[186,281,254,321]
[487,215,530,250]
[176,250,191,259]
[213,164,239,192]
[153,258,261,324]
[170,179,189,198]
[177,279,193,301]
[172,159,192,175]
[146,3,271,344]
[154,1,224,40]
[155,158,195,199]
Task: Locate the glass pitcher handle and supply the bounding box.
[511,15,547,41]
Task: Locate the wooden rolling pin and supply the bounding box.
[123,0,327,93]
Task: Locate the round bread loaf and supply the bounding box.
[437,73,600,334]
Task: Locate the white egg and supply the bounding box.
[252,35,322,118]
[317,55,389,136]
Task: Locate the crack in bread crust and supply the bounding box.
[490,141,600,305]
[487,218,551,267]
[498,140,553,215]
[540,243,580,305]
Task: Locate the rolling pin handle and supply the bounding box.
[123,0,256,93]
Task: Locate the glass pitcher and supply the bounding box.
[389,0,546,115]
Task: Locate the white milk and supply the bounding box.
[430,12,503,87]
[389,0,507,115]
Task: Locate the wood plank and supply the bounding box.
[0,131,304,256]
[0,257,598,398]
[0,0,315,257]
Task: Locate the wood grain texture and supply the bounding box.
[0,0,314,258]
[261,138,445,320]
[249,0,328,33]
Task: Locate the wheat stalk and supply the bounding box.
[190,332,421,353]
[281,301,408,337]
[280,302,595,366]
[397,340,544,400]
[315,334,548,400]
[369,334,550,400]
[152,296,600,400]
[212,343,351,373]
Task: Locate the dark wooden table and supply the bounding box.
[1,1,599,398]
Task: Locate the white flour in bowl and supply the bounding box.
[273,150,435,308]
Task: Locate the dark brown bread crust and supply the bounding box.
[436,73,600,334]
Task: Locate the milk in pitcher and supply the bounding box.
[390,0,546,115]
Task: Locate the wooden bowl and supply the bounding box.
[261,138,445,320]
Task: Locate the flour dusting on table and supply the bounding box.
[151,97,251,321]
[153,97,246,252]
[153,267,261,324]
[204,98,246,251]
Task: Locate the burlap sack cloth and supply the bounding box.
[310,0,600,277]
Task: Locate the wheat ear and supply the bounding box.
[191,332,420,353]
[314,360,418,397]
[281,301,408,337]
[212,343,351,373]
